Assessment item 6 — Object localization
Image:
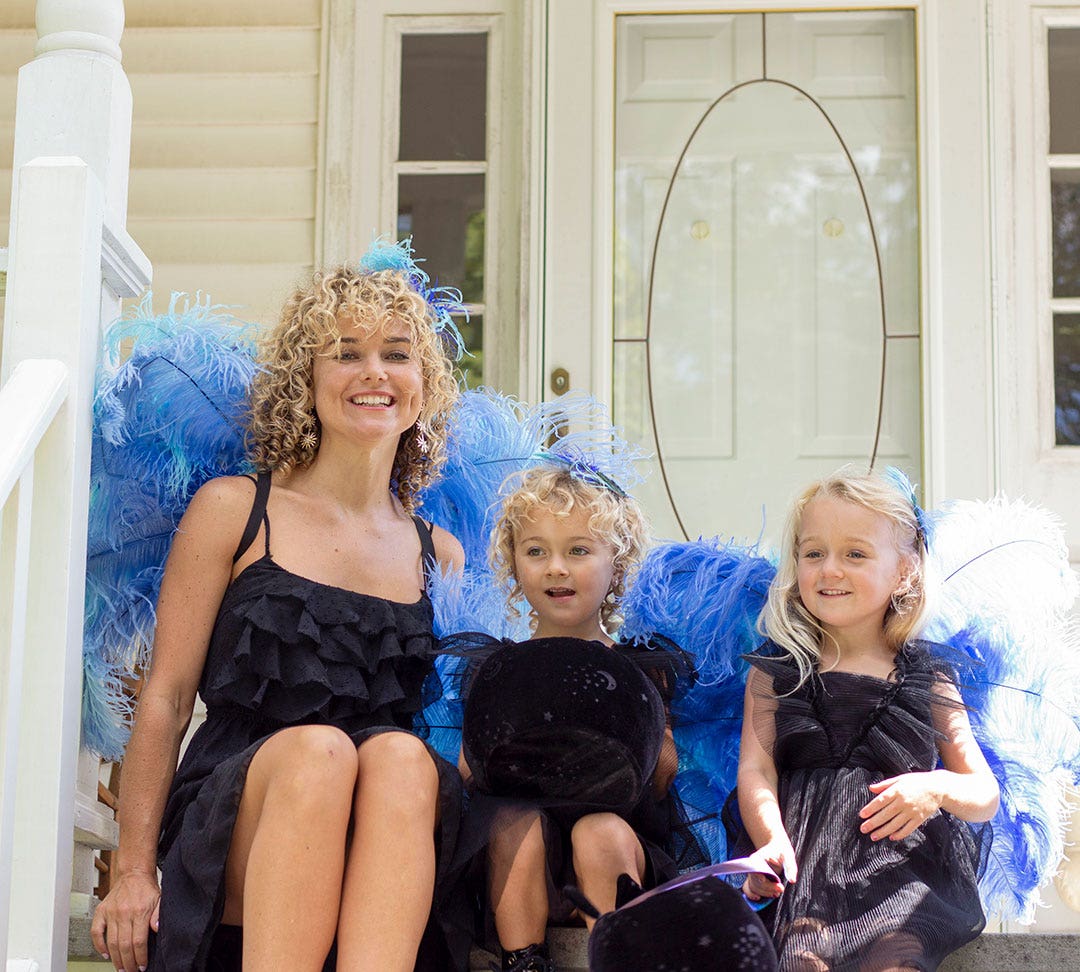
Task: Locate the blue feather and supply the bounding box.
[83,293,257,758]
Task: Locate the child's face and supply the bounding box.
[795,495,907,649]
[512,505,617,641]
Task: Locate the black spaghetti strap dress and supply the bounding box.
[726,641,988,972]
[151,472,464,971]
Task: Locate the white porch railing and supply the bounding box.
[1,3,150,969]
[0,360,70,971]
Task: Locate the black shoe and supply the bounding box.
[493,941,556,972]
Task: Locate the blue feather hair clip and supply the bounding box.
[358,236,468,362]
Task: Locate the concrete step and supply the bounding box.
[470,930,1080,971]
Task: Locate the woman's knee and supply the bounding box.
[260,724,358,805]
[355,731,439,809]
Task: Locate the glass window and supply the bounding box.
[1052,170,1080,298]
[1049,28,1080,447]
[397,173,485,303]
[400,33,487,161]
[396,30,488,389]
[613,11,920,543]
[1055,314,1080,446]
[1049,28,1080,155]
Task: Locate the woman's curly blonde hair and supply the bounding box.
[490,466,651,631]
[246,265,460,511]
[760,469,931,688]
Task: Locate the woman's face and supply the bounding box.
[310,313,425,446]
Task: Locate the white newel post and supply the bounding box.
[1,2,149,969]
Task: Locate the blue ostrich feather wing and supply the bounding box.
[83,294,258,758]
[418,388,645,572]
[923,495,1080,922]
[621,538,776,863]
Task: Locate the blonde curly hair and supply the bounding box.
[760,469,931,688]
[490,466,651,631]
[247,265,460,511]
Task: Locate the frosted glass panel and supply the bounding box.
[614,11,920,544]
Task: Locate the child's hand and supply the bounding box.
[859,772,943,841]
[742,839,796,901]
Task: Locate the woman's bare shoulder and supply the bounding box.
[430,523,465,572]
[178,475,259,540]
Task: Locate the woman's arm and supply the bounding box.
[737,670,796,895]
[859,678,1000,841]
[91,477,252,972]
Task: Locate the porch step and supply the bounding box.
[66,919,1080,968]
[469,931,1080,971]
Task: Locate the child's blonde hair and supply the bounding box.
[761,469,930,686]
[491,466,650,630]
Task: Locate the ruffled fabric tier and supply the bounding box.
[200,557,437,729]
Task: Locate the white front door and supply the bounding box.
[540,1,993,546]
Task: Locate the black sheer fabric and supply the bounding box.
[726,641,989,972]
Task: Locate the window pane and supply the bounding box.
[456,313,483,388]
[1056,313,1080,446]
[1053,170,1080,297]
[400,33,487,161]
[1049,28,1080,155]
[397,174,485,303]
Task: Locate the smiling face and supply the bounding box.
[310,314,424,447]
[512,505,617,642]
[795,494,909,655]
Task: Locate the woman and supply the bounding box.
[91,251,466,972]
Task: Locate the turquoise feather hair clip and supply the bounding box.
[357,236,468,362]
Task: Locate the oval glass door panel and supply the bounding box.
[614,11,920,544]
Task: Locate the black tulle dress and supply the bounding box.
[151,473,464,971]
[436,634,707,951]
[727,641,988,972]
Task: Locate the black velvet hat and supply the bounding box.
[586,870,778,972]
[462,638,666,808]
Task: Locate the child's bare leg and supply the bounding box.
[225,724,357,972]
[570,812,646,931]
[489,810,549,950]
[336,731,440,972]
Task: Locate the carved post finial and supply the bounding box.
[35,0,125,61]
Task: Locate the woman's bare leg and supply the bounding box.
[223,724,358,972]
[570,812,645,932]
[335,731,440,972]
[489,811,549,951]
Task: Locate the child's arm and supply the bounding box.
[457,745,473,786]
[858,679,1000,841]
[650,725,678,798]
[737,670,797,898]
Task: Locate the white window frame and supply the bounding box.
[382,15,500,350]
[1035,12,1080,454]
[321,0,534,397]
[990,0,1080,561]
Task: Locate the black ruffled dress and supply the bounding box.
[437,634,707,951]
[727,641,988,972]
[152,473,464,971]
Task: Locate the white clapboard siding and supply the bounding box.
[1,1,322,330]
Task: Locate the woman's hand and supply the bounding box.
[90,870,161,972]
[859,772,943,841]
[743,837,795,901]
